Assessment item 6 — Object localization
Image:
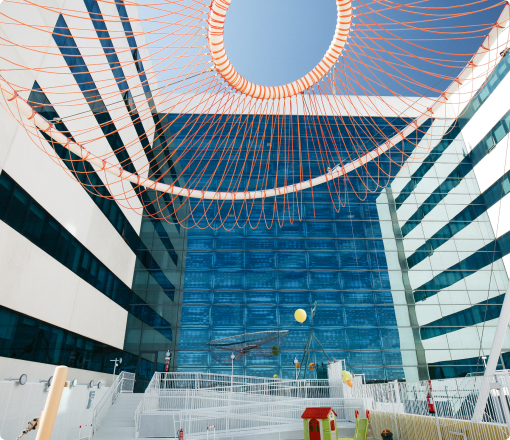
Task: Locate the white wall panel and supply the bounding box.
[487,191,510,238]
[0,222,127,349]
[423,319,510,364]
[474,133,510,193]
[0,357,115,387]
[462,70,510,153]
[2,124,136,286]
[415,266,506,327]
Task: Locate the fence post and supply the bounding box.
[392,381,401,440]
[496,373,510,434]
[429,384,442,440]
[473,280,510,422]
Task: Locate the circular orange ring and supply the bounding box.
[208,0,352,99]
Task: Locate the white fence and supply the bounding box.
[135,372,362,438]
[133,371,510,440]
[92,371,135,434]
[170,398,363,440]
[348,372,510,440]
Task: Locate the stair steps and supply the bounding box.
[92,393,143,440]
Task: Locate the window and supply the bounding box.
[0,305,119,373]
[0,171,172,332]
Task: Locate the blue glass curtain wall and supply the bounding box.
[129,113,439,382]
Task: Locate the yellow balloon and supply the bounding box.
[273,374,278,379]
[342,370,353,383]
[294,309,307,324]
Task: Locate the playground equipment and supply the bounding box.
[340,410,373,440]
[353,417,368,440]
[301,407,338,440]
[207,330,289,364]
[297,302,333,379]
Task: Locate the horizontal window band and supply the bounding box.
[52,15,181,261]
[0,304,120,373]
[28,84,178,300]
[394,53,510,208]
[0,170,172,340]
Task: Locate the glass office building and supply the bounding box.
[125,52,510,383]
[126,114,434,383]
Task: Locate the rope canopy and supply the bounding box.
[0,0,509,228]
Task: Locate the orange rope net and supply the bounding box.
[0,0,509,229]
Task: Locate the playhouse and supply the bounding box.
[301,407,338,440]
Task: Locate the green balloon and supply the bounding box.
[272,346,279,356]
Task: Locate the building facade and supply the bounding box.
[1,0,510,388]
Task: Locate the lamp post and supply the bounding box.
[230,353,235,377]
[293,357,299,380]
[110,357,122,383]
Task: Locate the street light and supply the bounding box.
[110,357,122,383]
[230,353,235,377]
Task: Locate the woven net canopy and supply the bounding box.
[0,0,508,228]
[207,330,290,363]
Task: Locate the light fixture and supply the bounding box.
[89,380,94,388]
[6,374,28,385]
[97,381,102,389]
[110,357,123,381]
[39,376,53,387]
[71,378,78,387]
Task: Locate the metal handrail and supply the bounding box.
[92,371,135,434]
[133,371,510,440]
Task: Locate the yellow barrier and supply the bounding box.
[370,410,509,440]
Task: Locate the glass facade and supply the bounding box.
[0,305,120,372]
[125,114,435,382]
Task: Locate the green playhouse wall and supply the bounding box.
[322,418,333,440]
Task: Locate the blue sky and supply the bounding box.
[224,0,337,86]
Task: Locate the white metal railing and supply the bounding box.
[350,374,510,440]
[172,398,363,439]
[92,371,135,434]
[133,371,510,440]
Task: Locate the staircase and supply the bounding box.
[92,394,143,440]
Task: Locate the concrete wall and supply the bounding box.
[0,357,116,388]
[0,365,111,440]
